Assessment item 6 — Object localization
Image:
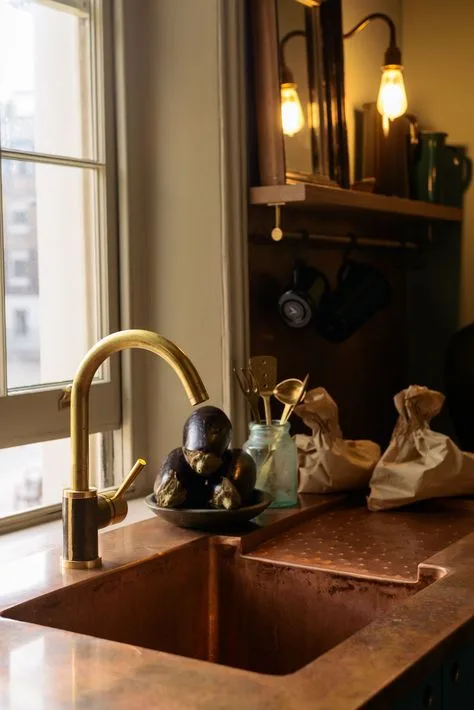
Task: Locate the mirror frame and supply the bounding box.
[250,0,349,188]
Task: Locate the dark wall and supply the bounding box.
[248,214,462,447]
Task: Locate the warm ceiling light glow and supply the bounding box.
[377,64,408,133]
[281,82,305,137]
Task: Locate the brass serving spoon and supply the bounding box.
[280,373,309,425]
[273,378,304,424]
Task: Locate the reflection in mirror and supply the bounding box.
[278,0,312,174]
[277,0,323,177]
[250,0,347,186]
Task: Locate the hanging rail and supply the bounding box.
[249,231,418,250]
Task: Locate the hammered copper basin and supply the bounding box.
[2,537,431,676]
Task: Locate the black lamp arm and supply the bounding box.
[343,13,401,66]
[279,30,306,84]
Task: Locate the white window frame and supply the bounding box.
[0,0,121,518]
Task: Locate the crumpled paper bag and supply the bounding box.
[294,387,381,493]
[368,385,474,511]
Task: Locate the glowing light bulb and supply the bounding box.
[382,114,390,137]
[377,64,407,134]
[281,83,304,137]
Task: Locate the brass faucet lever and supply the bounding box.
[95,458,147,531]
[61,329,208,570]
[113,458,147,500]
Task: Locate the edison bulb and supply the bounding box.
[281,83,304,137]
[377,65,408,133]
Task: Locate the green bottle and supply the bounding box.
[414,131,447,203]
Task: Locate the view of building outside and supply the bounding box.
[0,75,44,515]
[2,93,40,387]
[0,0,108,518]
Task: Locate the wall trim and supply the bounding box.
[113,0,149,492]
[217,0,250,445]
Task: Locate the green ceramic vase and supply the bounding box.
[414,131,447,203]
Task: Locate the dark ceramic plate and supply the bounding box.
[145,489,272,531]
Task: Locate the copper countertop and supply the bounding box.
[2,495,474,709]
[245,498,474,582]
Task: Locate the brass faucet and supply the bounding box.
[62,329,208,569]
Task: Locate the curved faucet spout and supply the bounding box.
[63,329,208,569]
[71,329,208,492]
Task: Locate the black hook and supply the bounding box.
[288,230,311,263]
[343,233,358,264]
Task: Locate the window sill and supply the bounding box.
[0,497,156,563]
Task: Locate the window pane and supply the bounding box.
[0,0,94,159]
[0,432,110,517]
[2,158,103,389]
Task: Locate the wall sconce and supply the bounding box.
[344,13,407,135]
[279,30,306,137]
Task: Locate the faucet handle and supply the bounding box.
[97,458,147,528]
[112,458,147,501]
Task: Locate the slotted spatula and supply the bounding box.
[249,355,277,425]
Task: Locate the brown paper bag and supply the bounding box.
[368,385,474,511]
[294,388,381,493]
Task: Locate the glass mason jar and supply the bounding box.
[243,421,298,508]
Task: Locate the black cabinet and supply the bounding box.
[442,644,474,708]
[393,670,442,709]
[392,643,474,709]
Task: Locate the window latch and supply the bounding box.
[58,386,72,410]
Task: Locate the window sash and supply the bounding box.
[36,0,90,19]
[0,0,121,449]
[0,380,120,449]
[0,149,104,170]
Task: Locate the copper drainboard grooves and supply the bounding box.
[245,500,474,583]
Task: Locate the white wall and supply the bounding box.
[342,0,402,183]
[121,0,231,480]
[402,0,474,324]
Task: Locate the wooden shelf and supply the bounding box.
[250,184,462,224]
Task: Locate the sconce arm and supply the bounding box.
[279,29,306,84]
[343,13,401,66]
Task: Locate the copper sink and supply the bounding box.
[2,537,433,676]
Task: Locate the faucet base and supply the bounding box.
[61,556,102,570]
[62,489,101,568]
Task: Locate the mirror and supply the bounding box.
[277,0,326,177]
[249,0,348,187]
